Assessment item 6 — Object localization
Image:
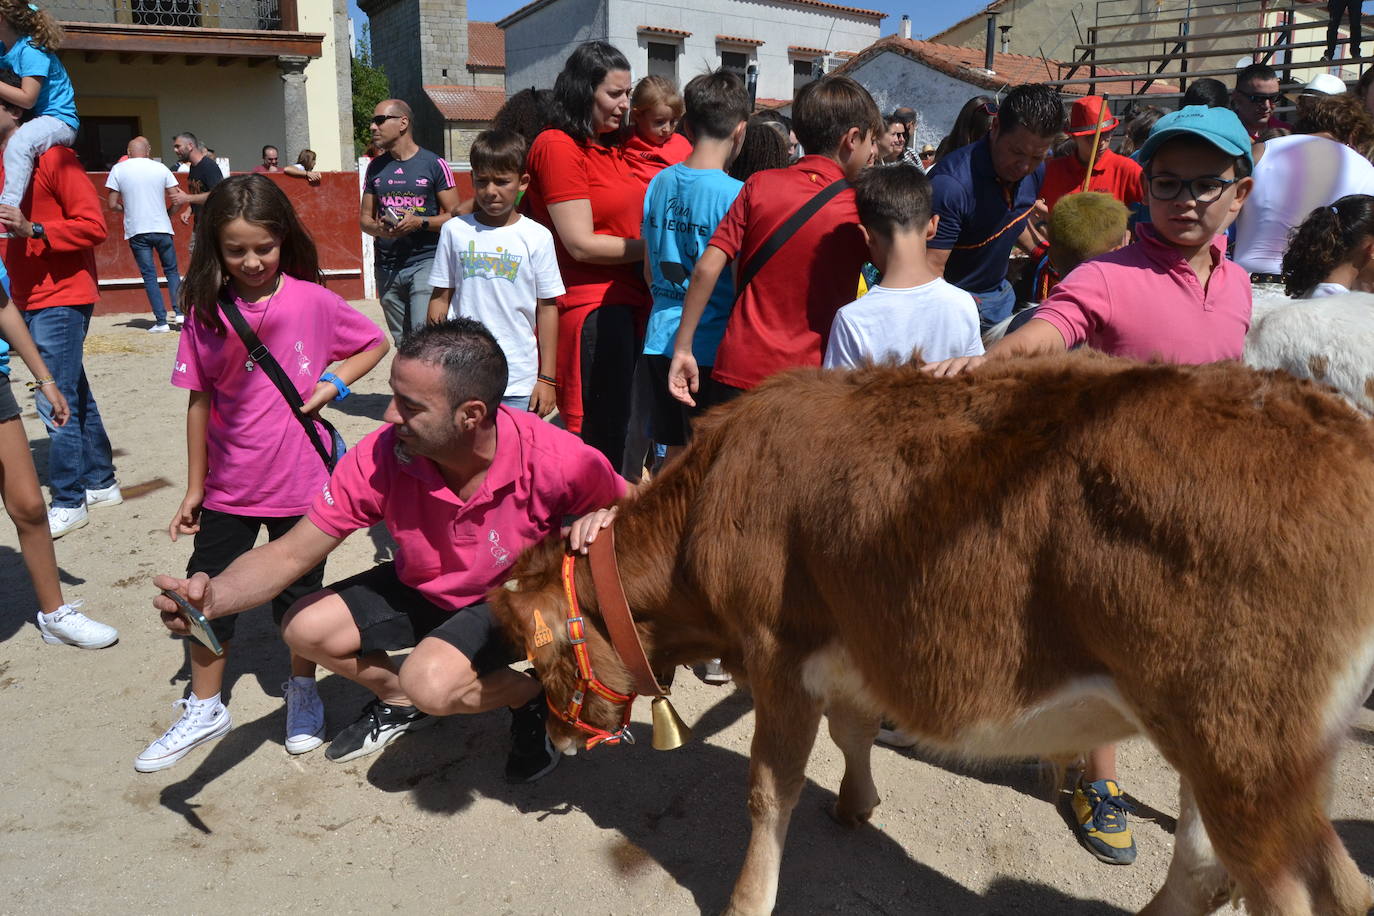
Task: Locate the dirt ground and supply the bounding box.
[3,299,1374,915]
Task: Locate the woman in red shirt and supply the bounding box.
[524,41,649,468]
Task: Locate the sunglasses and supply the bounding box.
[920,151,935,158]
[1238,91,1281,104]
[371,114,402,126]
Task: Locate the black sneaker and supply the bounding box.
[325,698,433,763]
[505,691,560,783]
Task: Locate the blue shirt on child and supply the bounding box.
[927,136,1043,295]
[0,258,14,375]
[1,37,77,130]
[641,163,743,363]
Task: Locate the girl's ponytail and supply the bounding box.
[0,1,63,51]
[1282,194,1374,297]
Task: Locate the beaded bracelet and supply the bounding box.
[26,377,53,391]
[537,373,558,387]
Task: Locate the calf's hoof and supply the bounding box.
[827,798,878,829]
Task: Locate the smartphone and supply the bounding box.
[161,588,224,656]
[381,205,406,228]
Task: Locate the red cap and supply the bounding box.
[1067,95,1119,137]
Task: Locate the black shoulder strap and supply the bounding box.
[218,293,340,471]
[735,177,850,301]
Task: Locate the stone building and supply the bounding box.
[499,0,883,108]
[359,0,505,160]
[53,0,352,170]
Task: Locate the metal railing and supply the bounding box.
[47,0,287,29]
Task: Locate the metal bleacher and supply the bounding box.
[1040,0,1358,110]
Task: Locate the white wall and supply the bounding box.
[68,57,286,167]
[608,0,880,101]
[847,51,993,152]
[503,0,612,94]
[504,0,880,102]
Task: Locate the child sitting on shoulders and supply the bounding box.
[427,129,564,416]
[1282,194,1374,298]
[624,74,691,185]
[823,165,982,368]
[0,0,76,211]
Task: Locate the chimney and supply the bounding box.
[900,14,911,39]
[985,14,997,71]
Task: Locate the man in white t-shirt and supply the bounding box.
[106,136,182,332]
[427,130,564,414]
[823,165,982,369]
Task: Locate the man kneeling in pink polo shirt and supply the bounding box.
[923,105,1254,867]
[154,318,625,781]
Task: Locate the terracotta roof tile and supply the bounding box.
[425,85,506,122]
[836,36,1178,97]
[717,34,765,46]
[501,0,882,28]
[467,22,504,70]
[638,25,692,38]
[789,44,828,56]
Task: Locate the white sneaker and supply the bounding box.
[47,504,88,538]
[135,698,232,773]
[702,659,732,685]
[283,678,325,754]
[148,323,171,333]
[36,601,118,649]
[85,481,123,509]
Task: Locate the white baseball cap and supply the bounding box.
[1302,73,1347,96]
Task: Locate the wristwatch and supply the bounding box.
[30,222,44,239]
[320,372,350,401]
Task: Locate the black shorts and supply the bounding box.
[0,374,20,423]
[188,509,325,642]
[329,562,520,676]
[637,354,738,446]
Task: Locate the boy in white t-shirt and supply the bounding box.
[428,130,564,414]
[823,166,983,369]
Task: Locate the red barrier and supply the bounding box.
[89,171,374,316]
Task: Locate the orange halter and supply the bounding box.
[549,553,637,749]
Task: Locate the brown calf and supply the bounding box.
[492,353,1374,916]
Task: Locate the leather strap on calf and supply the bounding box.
[587,525,664,698]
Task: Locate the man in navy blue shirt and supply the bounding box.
[927,84,1064,328]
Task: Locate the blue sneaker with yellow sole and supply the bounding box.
[1072,778,1137,865]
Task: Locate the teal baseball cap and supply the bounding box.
[1136,105,1254,170]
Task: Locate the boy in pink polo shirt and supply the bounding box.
[154,319,624,783]
[923,105,1255,867]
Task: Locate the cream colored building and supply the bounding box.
[52,0,352,171]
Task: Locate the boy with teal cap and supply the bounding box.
[923,105,1256,867]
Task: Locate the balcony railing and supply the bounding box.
[47,0,294,30]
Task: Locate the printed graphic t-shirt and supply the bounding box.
[172,275,384,516]
[364,148,456,270]
[429,214,566,398]
[187,157,222,223]
[308,409,626,611]
[641,163,743,363]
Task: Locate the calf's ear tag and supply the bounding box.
[532,610,554,648]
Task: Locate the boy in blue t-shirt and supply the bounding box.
[637,68,751,459]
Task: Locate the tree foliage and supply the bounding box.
[351,25,389,157]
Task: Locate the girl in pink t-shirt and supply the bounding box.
[136,175,387,774]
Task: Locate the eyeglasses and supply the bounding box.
[920,151,935,159]
[1237,91,1281,105]
[371,114,402,126]
[1146,173,1238,203]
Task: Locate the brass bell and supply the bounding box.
[651,696,693,750]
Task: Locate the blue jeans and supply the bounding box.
[22,305,117,507]
[376,257,434,343]
[129,233,181,323]
[969,279,1017,331]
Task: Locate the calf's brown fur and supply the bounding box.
[492,353,1374,915]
